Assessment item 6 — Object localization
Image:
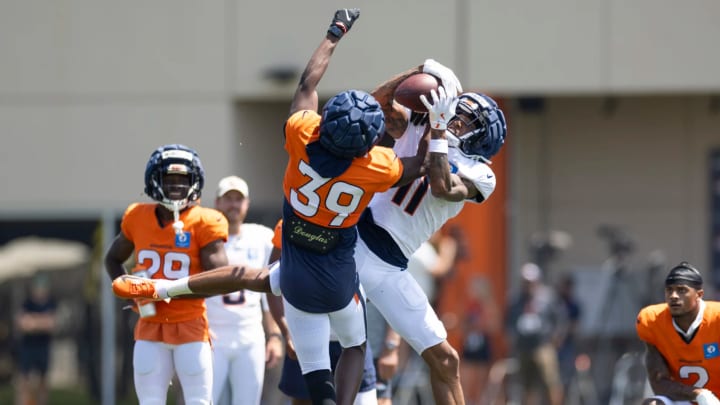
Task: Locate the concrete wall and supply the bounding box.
[2,1,720,273]
[510,96,720,276]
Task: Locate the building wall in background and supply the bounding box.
[510,96,720,284]
[1,2,719,284]
[2,1,716,97]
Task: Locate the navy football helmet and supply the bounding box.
[448,93,507,162]
[319,90,385,159]
[144,144,205,210]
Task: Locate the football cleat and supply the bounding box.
[112,275,159,300]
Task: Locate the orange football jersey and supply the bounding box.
[121,203,228,343]
[636,301,720,394]
[283,110,403,228]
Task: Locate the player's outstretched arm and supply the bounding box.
[182,265,271,296]
[420,86,478,202]
[112,265,272,301]
[395,150,428,188]
[370,65,421,139]
[289,8,360,116]
[420,86,459,197]
[156,238,232,299]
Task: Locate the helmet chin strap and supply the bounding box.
[171,201,185,236]
[159,199,187,235]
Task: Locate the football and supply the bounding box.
[394,73,440,112]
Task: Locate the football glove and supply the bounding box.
[697,389,720,405]
[422,59,463,98]
[420,86,459,131]
[328,8,360,39]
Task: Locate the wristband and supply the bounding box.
[384,340,400,351]
[328,24,345,38]
[429,139,448,154]
[166,278,192,298]
[267,333,283,342]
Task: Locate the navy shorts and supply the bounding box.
[18,345,50,375]
[279,341,376,399]
[280,200,360,313]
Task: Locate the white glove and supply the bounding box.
[420,86,459,131]
[422,59,463,98]
[697,389,720,405]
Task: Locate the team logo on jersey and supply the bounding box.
[175,232,191,248]
[704,343,719,359]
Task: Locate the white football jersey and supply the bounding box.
[367,118,496,259]
[206,223,274,346]
[407,241,439,299]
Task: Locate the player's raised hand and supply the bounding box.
[328,8,360,39]
[422,59,463,98]
[420,86,458,131]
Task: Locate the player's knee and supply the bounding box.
[442,345,461,376]
[303,369,336,405]
[424,342,460,380]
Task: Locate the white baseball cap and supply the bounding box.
[521,262,542,282]
[217,176,249,198]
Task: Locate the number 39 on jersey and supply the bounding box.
[289,161,365,227]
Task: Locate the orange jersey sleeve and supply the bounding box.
[637,301,720,395]
[121,204,228,325]
[272,219,283,250]
[282,110,403,228]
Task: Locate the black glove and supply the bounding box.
[327,8,360,39]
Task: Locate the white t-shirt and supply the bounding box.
[206,223,274,346]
